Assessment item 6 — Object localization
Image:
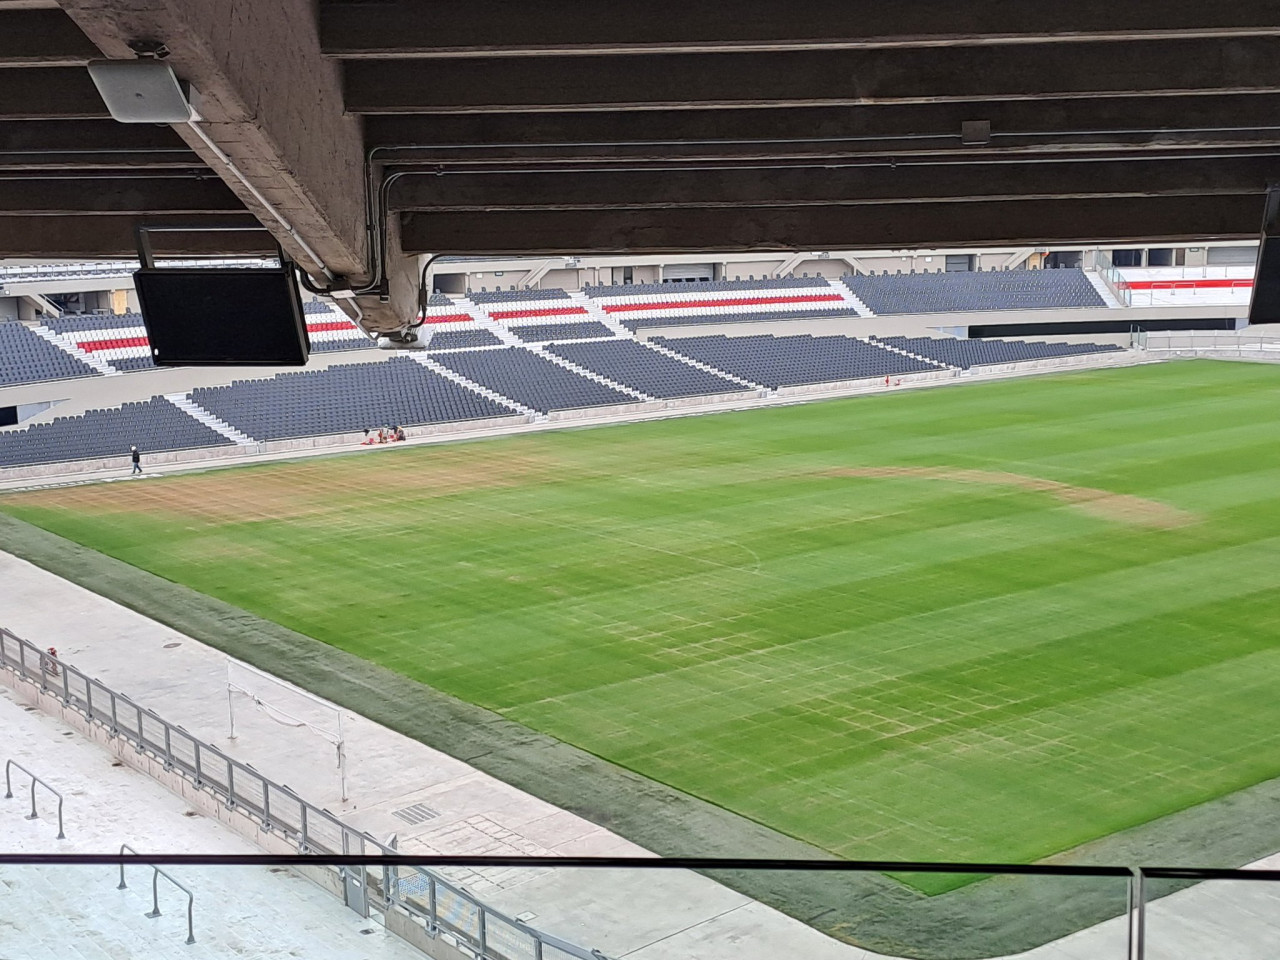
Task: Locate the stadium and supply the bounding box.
[4,4,1280,960]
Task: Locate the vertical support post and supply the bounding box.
[227,662,236,740]
[263,780,271,828]
[164,724,173,770]
[337,738,348,802]
[61,662,70,704]
[193,740,202,783]
[85,678,93,720]
[300,803,309,851]
[1127,868,1147,960]
[226,759,235,805]
[26,777,37,821]
[136,704,144,745]
[478,905,487,957]
[1134,869,1146,960]
[110,690,118,735]
[146,868,162,919]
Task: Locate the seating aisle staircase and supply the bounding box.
[834,283,876,318]
[643,338,767,393]
[525,345,652,402]
[1085,271,1125,308]
[567,291,633,337]
[862,337,954,370]
[454,297,523,346]
[163,395,258,446]
[29,325,119,378]
[409,354,537,418]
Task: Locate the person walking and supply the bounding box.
[129,445,142,475]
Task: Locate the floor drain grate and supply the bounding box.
[393,802,440,825]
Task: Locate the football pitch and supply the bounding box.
[7,358,1280,895]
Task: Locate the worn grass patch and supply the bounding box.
[6,359,1280,897]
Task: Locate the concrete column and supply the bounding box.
[59,0,418,335]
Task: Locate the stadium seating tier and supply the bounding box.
[547,339,744,398]
[843,268,1106,315]
[0,321,99,387]
[509,321,614,342]
[654,334,939,389]
[434,347,635,412]
[190,357,516,440]
[0,396,231,467]
[874,335,1122,369]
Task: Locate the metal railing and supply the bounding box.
[0,626,604,960]
[4,851,1280,960]
[4,758,65,839]
[1093,249,1134,307]
[1138,330,1280,355]
[118,843,196,945]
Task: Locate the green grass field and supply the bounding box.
[7,359,1280,894]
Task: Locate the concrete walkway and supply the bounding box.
[0,686,430,960]
[4,550,1280,959]
[0,550,877,960]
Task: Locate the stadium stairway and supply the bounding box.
[566,290,634,337]
[642,337,766,392]
[163,394,258,446]
[29,324,118,378]
[1085,271,1125,308]
[833,283,877,318]
[0,689,424,960]
[866,337,955,370]
[454,297,523,346]
[525,344,652,402]
[408,353,536,417]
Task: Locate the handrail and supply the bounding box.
[3,758,65,840]
[118,843,196,945]
[23,853,1280,960]
[0,625,603,960]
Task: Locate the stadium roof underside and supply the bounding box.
[4,0,1280,330]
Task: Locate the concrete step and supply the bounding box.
[29,326,119,377]
[863,337,954,370]
[410,353,537,417]
[162,395,257,445]
[642,339,766,392]
[527,345,651,401]
[567,291,633,336]
[455,299,523,345]
[833,284,877,317]
[1085,270,1125,308]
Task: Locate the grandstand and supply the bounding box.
[9,2,1280,959]
[0,267,1145,471]
[0,397,231,468]
[842,267,1107,315]
[652,333,943,388]
[0,321,100,387]
[188,357,517,442]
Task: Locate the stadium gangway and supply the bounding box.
[4,623,1272,960]
[0,625,604,960]
[4,851,1280,960]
